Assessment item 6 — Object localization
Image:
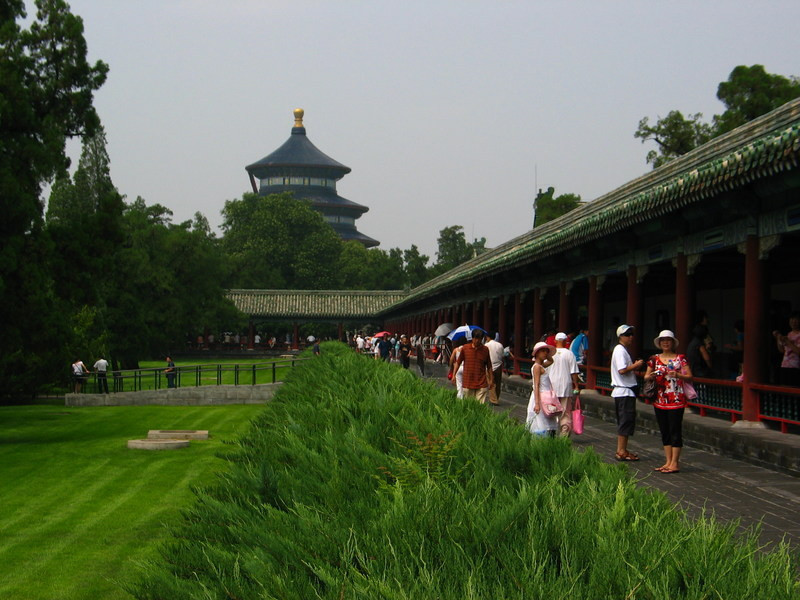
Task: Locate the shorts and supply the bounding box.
[463,387,489,404]
[614,395,637,436]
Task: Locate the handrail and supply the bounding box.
[79,358,308,393]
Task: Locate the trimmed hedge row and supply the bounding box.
[133,342,798,599]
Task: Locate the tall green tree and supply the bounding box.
[635,65,800,168]
[430,225,487,276]
[403,245,430,288]
[336,243,407,290]
[713,65,800,135]
[112,199,240,367]
[221,192,342,289]
[533,187,582,227]
[45,124,125,368]
[634,111,713,168]
[0,0,107,396]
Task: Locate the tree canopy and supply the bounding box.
[635,65,800,168]
[430,225,487,276]
[533,187,582,227]
[0,0,108,396]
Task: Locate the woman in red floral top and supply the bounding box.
[643,330,694,474]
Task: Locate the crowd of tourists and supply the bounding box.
[349,321,719,476]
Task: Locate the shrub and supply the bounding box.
[133,343,799,599]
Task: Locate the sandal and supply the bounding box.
[660,467,680,474]
[615,452,640,462]
[653,466,669,472]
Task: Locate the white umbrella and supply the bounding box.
[307,335,316,342]
[447,324,486,342]
[434,322,454,337]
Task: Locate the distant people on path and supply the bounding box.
[398,335,412,369]
[549,332,581,437]
[724,319,744,379]
[415,338,426,376]
[686,325,713,378]
[610,324,645,462]
[310,336,320,356]
[527,341,558,436]
[570,325,589,366]
[449,341,466,398]
[377,335,392,362]
[356,334,365,353]
[484,333,504,405]
[644,330,692,474]
[165,356,176,388]
[93,356,109,394]
[451,330,493,404]
[71,359,89,394]
[773,312,800,386]
[503,343,515,372]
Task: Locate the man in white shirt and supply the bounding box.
[356,334,365,353]
[93,356,109,394]
[484,333,505,405]
[548,332,581,436]
[610,324,645,461]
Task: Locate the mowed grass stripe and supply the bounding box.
[2,456,176,583]
[0,456,115,535]
[86,452,229,599]
[0,404,263,600]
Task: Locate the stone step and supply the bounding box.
[127,439,190,450]
[147,429,209,440]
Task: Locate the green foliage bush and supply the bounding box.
[133,343,799,599]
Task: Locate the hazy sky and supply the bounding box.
[54,0,799,258]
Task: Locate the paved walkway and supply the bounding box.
[491,385,800,551]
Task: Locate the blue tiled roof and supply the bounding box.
[246,127,351,179]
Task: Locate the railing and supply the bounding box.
[585,364,800,432]
[752,383,800,433]
[79,359,306,393]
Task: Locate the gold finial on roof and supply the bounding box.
[293,108,304,128]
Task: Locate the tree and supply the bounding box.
[0,0,108,396]
[634,111,713,168]
[714,65,800,135]
[403,245,430,288]
[635,65,800,168]
[112,199,241,367]
[430,225,487,276]
[221,192,342,289]
[533,187,582,227]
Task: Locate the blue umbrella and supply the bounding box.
[447,324,486,342]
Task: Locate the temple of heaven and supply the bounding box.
[245,109,379,248]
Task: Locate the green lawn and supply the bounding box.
[0,403,264,600]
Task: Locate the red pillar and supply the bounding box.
[626,265,643,359]
[513,293,523,374]
[483,298,492,333]
[247,321,255,350]
[558,282,570,333]
[533,288,544,342]
[337,322,344,341]
[674,253,691,352]
[587,275,602,389]
[741,235,765,422]
[292,323,299,350]
[471,302,479,325]
[498,295,508,345]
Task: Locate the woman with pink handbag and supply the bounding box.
[526,341,559,436]
[643,330,694,474]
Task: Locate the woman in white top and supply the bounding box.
[448,341,466,398]
[527,342,558,436]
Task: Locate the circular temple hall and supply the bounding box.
[245,109,379,247]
